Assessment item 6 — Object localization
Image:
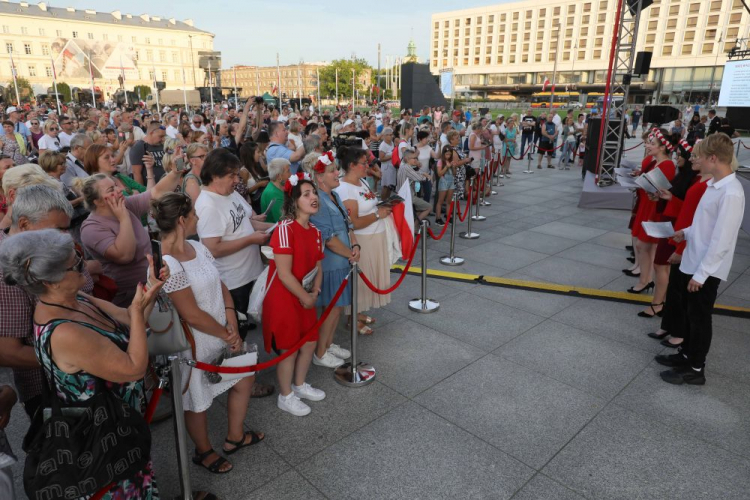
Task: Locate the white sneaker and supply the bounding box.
[313,352,345,368]
[327,343,351,360]
[292,382,326,402]
[277,393,311,416]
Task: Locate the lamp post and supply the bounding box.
[188,35,197,88]
[549,23,562,108]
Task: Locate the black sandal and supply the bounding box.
[223,431,264,455]
[192,448,233,474]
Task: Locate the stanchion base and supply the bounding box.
[440,256,465,266]
[479,200,491,206]
[409,298,440,313]
[471,215,487,221]
[459,231,480,239]
[335,362,376,387]
[522,169,535,174]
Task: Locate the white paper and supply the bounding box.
[217,351,257,381]
[634,175,657,192]
[645,168,672,191]
[641,221,675,238]
[617,175,639,188]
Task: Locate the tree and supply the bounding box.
[134,85,151,101]
[7,76,34,104]
[56,82,72,103]
[318,58,372,101]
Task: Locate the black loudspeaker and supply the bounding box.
[726,107,750,131]
[643,105,679,125]
[400,63,448,112]
[584,118,623,174]
[634,52,652,75]
[627,0,654,15]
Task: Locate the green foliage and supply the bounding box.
[8,76,34,103]
[133,85,151,100]
[56,82,72,102]
[318,58,372,100]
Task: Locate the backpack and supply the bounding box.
[392,140,401,168]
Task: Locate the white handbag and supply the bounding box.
[246,266,276,323]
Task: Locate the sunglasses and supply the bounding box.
[189,154,207,160]
[49,127,59,131]
[66,249,85,274]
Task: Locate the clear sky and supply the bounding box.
[61,0,513,68]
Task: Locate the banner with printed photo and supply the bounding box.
[50,38,139,80]
[440,70,453,98]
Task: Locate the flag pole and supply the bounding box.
[233,66,239,111]
[180,52,189,113]
[119,53,129,107]
[152,64,161,115]
[50,54,61,115]
[335,68,339,107]
[352,69,355,110]
[316,67,320,112]
[297,64,302,110]
[276,53,281,110]
[208,59,214,113]
[88,51,96,108]
[255,67,260,96]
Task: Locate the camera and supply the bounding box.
[333,133,362,150]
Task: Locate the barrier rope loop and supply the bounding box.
[740,140,750,150]
[427,202,454,240]
[622,141,644,152]
[359,233,422,295]
[457,180,473,222]
[191,270,351,374]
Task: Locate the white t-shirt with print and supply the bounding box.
[194,189,264,289]
[335,179,384,236]
[38,134,61,151]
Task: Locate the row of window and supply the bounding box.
[231,70,318,78]
[3,42,193,65]
[432,0,745,30]
[3,63,192,82]
[0,25,210,48]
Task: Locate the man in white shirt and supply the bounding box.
[164,113,179,139]
[278,107,290,123]
[57,117,76,148]
[658,134,745,385]
[550,111,562,158]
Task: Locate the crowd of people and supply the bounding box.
[0,95,744,498]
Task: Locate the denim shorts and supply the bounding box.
[438,173,455,192]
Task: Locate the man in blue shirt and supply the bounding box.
[0,107,30,144]
[266,121,306,174]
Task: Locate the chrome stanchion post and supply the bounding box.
[409,220,440,313]
[472,172,488,220]
[440,194,465,266]
[490,154,498,195]
[460,178,480,239]
[168,356,194,500]
[335,263,376,387]
[523,143,534,174]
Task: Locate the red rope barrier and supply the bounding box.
[193,274,351,374]
[359,233,422,294]
[740,140,750,150]
[623,141,644,152]
[457,181,473,221]
[427,202,453,240]
[508,143,533,161]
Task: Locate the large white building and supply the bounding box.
[431,0,750,103]
[0,1,215,101]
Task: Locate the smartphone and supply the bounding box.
[150,240,163,277]
[175,157,191,173]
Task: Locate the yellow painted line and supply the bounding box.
[391,265,750,318]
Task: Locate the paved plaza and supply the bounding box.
[5,138,750,499]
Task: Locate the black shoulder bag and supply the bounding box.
[23,321,151,499]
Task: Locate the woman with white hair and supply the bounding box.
[260,157,292,224]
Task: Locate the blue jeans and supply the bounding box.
[558,141,577,167]
[420,179,433,204]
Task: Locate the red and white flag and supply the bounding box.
[391,182,415,260]
[542,77,550,92]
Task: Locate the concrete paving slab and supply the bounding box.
[245,368,405,465]
[469,285,581,318]
[357,317,485,398]
[461,241,550,271]
[530,221,609,241]
[515,255,624,288]
[615,365,750,460]
[497,230,583,255]
[511,474,586,500]
[496,319,654,399]
[543,405,750,500]
[240,471,326,500]
[402,291,546,352]
[414,355,604,469]
[298,402,534,500]
[556,242,636,271]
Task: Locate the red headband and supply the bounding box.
[313,151,336,174]
[283,172,312,195]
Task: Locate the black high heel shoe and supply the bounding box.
[626,257,635,264]
[638,302,664,318]
[622,269,641,277]
[625,245,634,252]
[647,330,670,340]
[627,281,654,294]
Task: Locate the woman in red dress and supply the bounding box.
[624,129,658,277]
[649,139,712,345]
[628,129,676,294]
[639,139,698,318]
[262,172,325,417]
